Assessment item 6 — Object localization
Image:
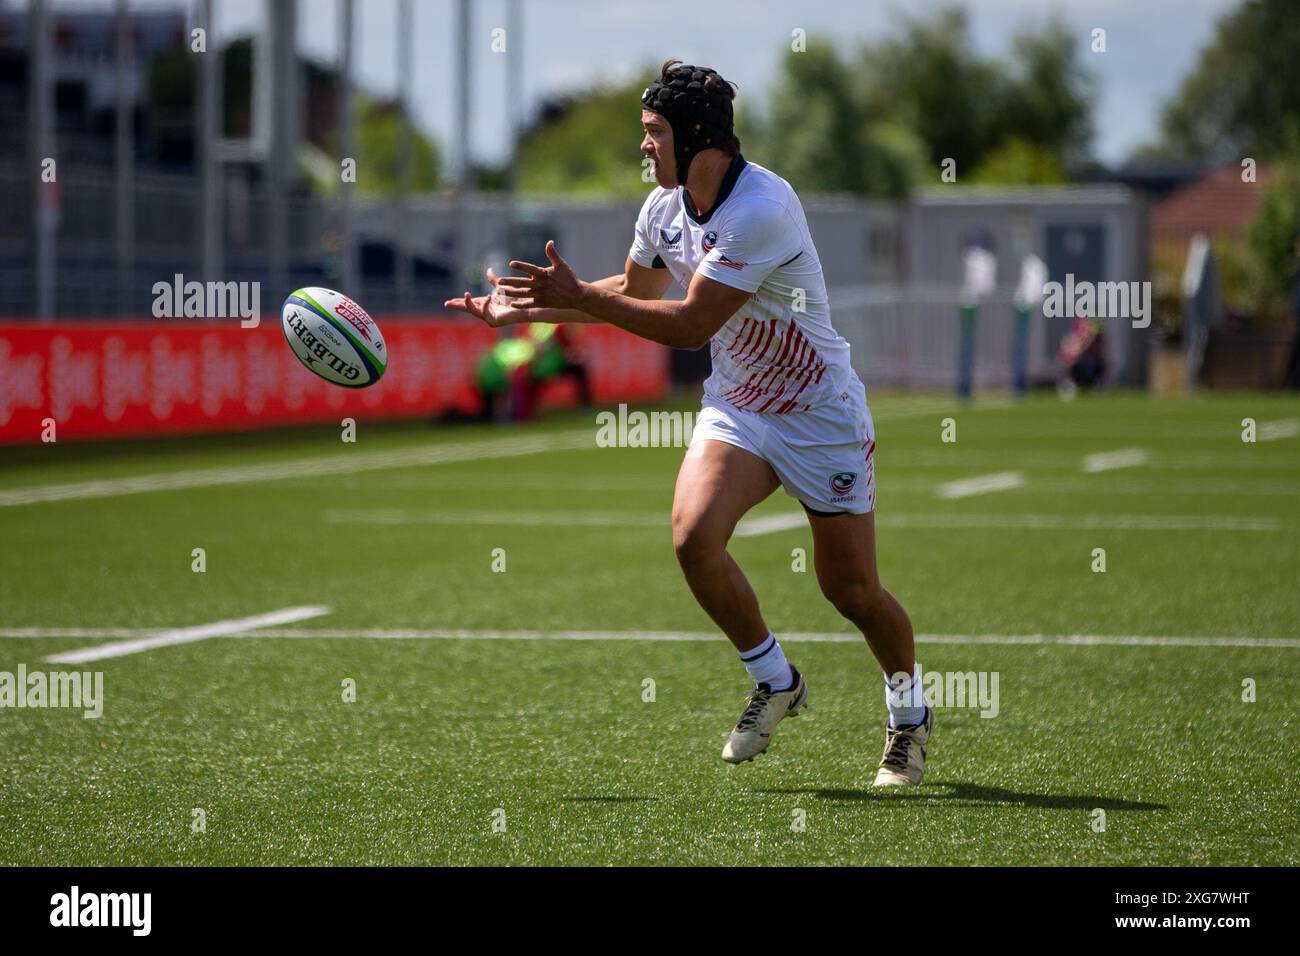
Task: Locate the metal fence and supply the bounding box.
[0,164,449,316]
[0,162,899,319]
[1,159,1145,392]
[831,284,1054,391]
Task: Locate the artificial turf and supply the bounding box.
[1,391,1296,865]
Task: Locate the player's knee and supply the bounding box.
[672,513,725,570]
[821,579,886,626]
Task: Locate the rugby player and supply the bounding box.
[446,59,931,785]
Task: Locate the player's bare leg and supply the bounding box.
[673,440,808,762]
[807,510,931,786]
[672,439,778,652]
[807,510,913,673]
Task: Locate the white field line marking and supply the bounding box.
[246,630,1300,649]
[1,628,163,638]
[869,397,1013,422]
[0,432,594,508]
[1259,418,1299,441]
[937,472,1025,499]
[1152,458,1300,471]
[7,626,1296,649]
[325,508,664,528]
[993,478,1300,497]
[1082,447,1148,473]
[881,513,1279,532]
[891,451,1297,470]
[319,507,1280,534]
[735,513,807,537]
[327,507,799,535]
[338,473,669,493]
[41,606,331,664]
[324,508,800,534]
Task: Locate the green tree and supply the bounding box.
[968,139,1067,185]
[857,8,1009,176]
[1001,19,1095,167]
[345,97,442,197]
[1145,0,1300,161]
[755,40,923,198]
[854,7,1093,184]
[1245,157,1300,322]
[516,76,652,200]
[511,7,1095,198]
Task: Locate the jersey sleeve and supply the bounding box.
[628,189,664,269]
[696,199,803,294]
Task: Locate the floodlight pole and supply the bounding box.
[455,0,473,289]
[395,0,413,311]
[114,0,135,315]
[505,0,522,260]
[456,0,474,192]
[338,0,357,295]
[267,0,297,300]
[30,0,54,319]
[198,0,222,285]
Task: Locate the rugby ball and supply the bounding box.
[281,287,388,388]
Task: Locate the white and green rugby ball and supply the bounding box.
[281,287,388,388]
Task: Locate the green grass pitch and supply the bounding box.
[0,391,1297,865]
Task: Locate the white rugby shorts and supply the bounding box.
[688,380,876,515]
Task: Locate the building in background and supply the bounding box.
[0,8,187,168]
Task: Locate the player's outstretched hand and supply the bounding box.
[443,268,529,328]
[498,240,584,310]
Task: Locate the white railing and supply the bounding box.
[830,284,1055,391]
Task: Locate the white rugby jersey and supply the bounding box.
[628,155,858,414]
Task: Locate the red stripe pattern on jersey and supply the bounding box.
[863,438,876,510]
[720,317,825,413]
[726,317,757,357]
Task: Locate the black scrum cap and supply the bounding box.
[641,63,735,187]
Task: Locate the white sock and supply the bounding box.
[740,633,794,691]
[884,662,926,728]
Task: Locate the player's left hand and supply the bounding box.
[499,241,584,310]
[443,269,528,328]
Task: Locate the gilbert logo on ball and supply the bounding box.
[280,287,388,387]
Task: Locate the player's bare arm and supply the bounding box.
[443,253,671,328]
[499,239,748,349]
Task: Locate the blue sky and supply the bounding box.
[15,0,1241,167]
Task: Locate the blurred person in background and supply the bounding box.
[1056,314,1106,397]
[474,319,590,422]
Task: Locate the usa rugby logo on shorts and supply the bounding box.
[830,472,858,496]
[702,231,718,252]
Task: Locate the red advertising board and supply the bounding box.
[0,317,669,443]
